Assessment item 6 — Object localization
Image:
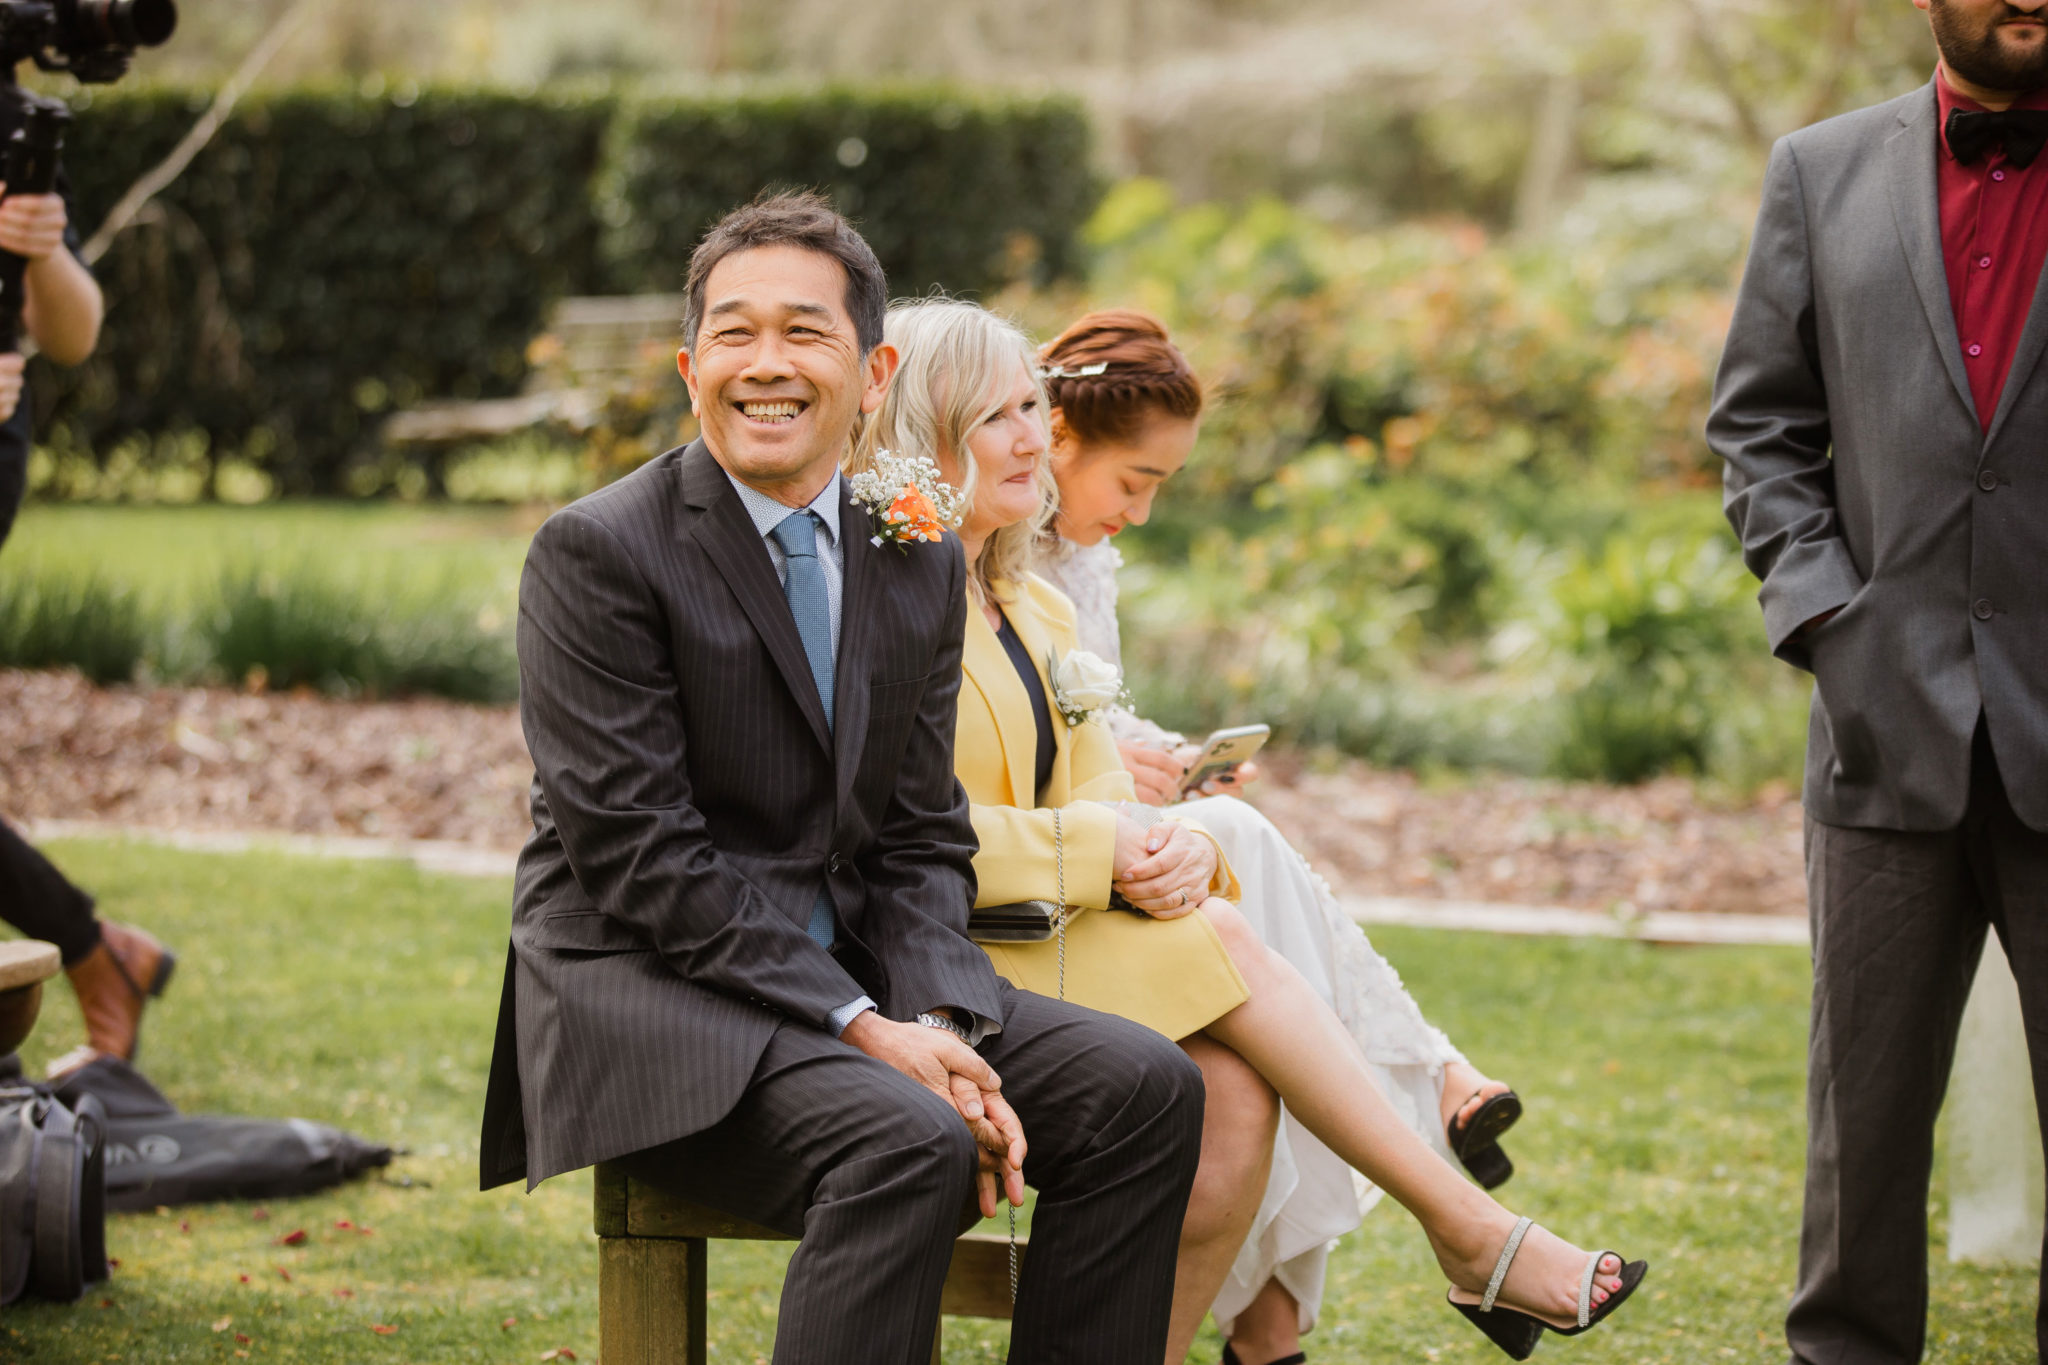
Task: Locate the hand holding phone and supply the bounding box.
[1179,724,1270,797]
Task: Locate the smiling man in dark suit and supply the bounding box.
[1710,3,2048,1360]
[478,191,1206,1363]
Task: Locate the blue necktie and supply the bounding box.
[769,510,834,728]
[770,510,838,948]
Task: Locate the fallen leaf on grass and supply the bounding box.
[211,1316,232,1332]
[501,1316,518,1330]
[234,1352,249,1360]
[277,1229,307,1246]
[97,1299,113,1309]
[370,1324,398,1335]
[333,1287,354,1299]
[234,1333,251,1345]
[334,1220,353,1230]
[539,1351,577,1362]
[237,1274,250,1283]
[251,1208,270,1222]
[178,1220,191,1234]
[277,1267,293,1282]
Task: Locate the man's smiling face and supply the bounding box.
[679,243,895,503]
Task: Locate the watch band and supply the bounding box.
[916,1011,971,1042]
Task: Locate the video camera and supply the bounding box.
[0,0,175,84]
[0,0,174,347]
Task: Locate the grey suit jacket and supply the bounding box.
[479,441,1004,1190]
[1710,80,2048,832]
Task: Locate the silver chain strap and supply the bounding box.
[1009,808,1072,1306]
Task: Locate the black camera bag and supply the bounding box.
[50,1057,392,1210]
[0,1074,108,1306]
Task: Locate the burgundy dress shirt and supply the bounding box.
[1936,65,2048,429]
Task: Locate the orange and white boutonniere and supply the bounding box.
[848,450,966,550]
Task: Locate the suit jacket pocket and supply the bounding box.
[869,675,926,719]
[524,908,654,955]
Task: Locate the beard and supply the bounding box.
[1931,0,2048,93]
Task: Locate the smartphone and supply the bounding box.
[1179,724,1270,796]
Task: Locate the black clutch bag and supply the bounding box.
[966,900,1061,943]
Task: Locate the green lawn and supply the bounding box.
[1,503,534,614]
[0,838,2035,1362]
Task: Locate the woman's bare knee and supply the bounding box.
[1200,898,1278,990]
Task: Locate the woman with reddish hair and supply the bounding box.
[1037,310,1523,1365]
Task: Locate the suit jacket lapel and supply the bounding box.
[1888,83,1978,425]
[1000,581,1076,788]
[832,483,875,804]
[677,442,833,755]
[962,594,1038,809]
[1984,248,2048,450]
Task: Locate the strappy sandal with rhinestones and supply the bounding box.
[1448,1216,1649,1360]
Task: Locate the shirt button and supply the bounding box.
[1995,169,2009,181]
[1980,469,1999,491]
[1979,255,1993,268]
[1975,598,1996,620]
[1968,343,1985,357]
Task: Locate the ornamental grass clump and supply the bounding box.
[202,564,515,703]
[0,572,151,683]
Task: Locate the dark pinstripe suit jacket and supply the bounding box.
[480,440,1004,1190]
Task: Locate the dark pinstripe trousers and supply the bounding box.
[621,985,1205,1364]
[1789,723,2048,1363]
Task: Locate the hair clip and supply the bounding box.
[1040,362,1109,380]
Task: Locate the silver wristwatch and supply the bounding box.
[916,1011,971,1042]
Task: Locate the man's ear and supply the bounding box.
[677,347,700,414]
[859,342,900,416]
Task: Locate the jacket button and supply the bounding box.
[828,853,846,874]
[1974,598,1996,620]
[1979,469,1999,491]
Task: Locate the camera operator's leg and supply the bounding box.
[618,1018,979,1365]
[0,818,174,1063]
[982,987,1207,1363]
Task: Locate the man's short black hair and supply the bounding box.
[682,189,887,356]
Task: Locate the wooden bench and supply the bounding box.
[594,1160,1022,1364]
[0,939,61,1056]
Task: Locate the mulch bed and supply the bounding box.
[0,669,1806,917]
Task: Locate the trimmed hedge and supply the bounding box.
[30,85,1096,495]
[44,88,613,495]
[597,88,1097,295]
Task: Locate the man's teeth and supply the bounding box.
[741,401,803,422]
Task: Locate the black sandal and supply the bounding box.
[1448,1088,1522,1189]
[1448,1217,1649,1360]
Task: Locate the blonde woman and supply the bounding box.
[853,297,1646,1363]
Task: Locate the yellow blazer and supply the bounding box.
[956,574,1249,1041]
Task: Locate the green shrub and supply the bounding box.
[201,564,515,702]
[33,84,1096,499]
[43,86,616,497]
[597,87,1098,296]
[0,573,150,682]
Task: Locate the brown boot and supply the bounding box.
[62,920,176,1062]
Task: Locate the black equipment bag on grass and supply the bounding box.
[49,1057,393,1211]
[0,1074,108,1306]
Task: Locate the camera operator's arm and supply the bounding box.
[0,189,100,365]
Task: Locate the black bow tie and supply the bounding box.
[1946,106,2048,169]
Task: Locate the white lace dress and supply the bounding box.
[1041,538,1466,1335]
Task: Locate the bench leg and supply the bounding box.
[599,1235,707,1365]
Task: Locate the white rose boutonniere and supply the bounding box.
[1047,648,1126,727]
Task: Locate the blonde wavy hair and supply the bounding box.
[850,298,1057,602]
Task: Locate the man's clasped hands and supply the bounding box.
[840,816,1221,1216]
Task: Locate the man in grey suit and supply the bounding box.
[1711,2,2048,1359]
[478,192,1207,1362]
